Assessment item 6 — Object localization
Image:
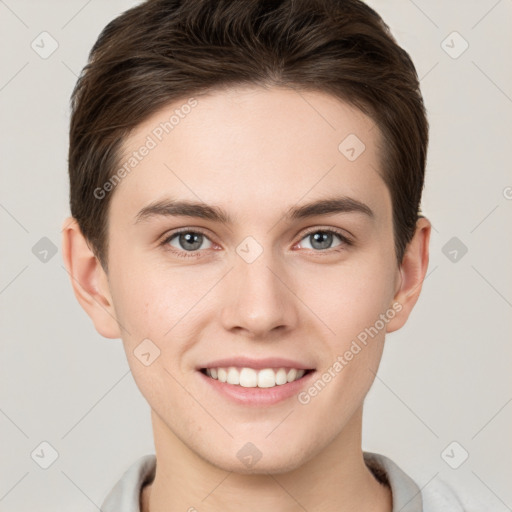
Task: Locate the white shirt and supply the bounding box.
[100,451,466,511]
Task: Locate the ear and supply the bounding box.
[386,216,431,334]
[61,217,122,339]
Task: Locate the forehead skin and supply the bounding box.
[107,85,394,268]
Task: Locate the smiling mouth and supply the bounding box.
[200,367,314,388]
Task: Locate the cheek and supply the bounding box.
[301,257,396,345]
[310,257,396,405]
[109,261,214,369]
[109,270,193,409]
[116,284,181,343]
[107,265,173,364]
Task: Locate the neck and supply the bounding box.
[141,407,392,512]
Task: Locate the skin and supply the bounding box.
[62,85,430,512]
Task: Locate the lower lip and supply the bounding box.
[198,370,316,406]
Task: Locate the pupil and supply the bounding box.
[312,231,332,250]
[181,232,202,250]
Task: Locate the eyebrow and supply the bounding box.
[134,195,375,225]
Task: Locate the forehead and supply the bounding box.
[112,85,389,227]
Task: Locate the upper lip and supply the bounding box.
[197,357,315,371]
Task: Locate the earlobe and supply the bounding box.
[386,217,431,334]
[61,217,122,339]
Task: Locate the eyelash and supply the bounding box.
[160,227,353,259]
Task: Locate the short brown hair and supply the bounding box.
[68,0,428,271]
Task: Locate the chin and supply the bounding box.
[199,441,313,475]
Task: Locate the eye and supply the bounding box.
[297,228,352,252]
[160,227,353,259]
[162,229,214,257]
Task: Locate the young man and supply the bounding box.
[62,0,465,510]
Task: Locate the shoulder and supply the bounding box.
[421,478,466,512]
[422,477,496,512]
[364,451,466,512]
[101,454,157,512]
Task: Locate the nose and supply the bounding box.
[219,248,299,339]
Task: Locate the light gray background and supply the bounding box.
[1,0,511,510]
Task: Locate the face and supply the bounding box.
[104,86,402,473]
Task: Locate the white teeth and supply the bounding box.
[275,368,288,385]
[286,368,297,383]
[257,368,276,388]
[217,368,227,383]
[240,368,258,387]
[227,367,240,385]
[203,366,309,388]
